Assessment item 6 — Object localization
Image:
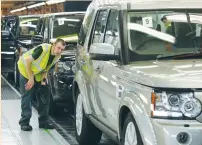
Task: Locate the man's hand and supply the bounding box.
[41,78,47,85]
[25,78,34,90]
[41,71,48,85]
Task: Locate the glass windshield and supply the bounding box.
[19,16,40,36]
[52,15,83,42]
[128,11,202,62]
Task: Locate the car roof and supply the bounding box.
[90,0,202,10]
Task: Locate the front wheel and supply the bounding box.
[121,112,143,145]
[75,90,102,145]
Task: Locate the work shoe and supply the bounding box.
[39,123,54,129]
[21,124,33,131]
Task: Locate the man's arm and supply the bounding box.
[25,56,34,80]
[24,56,35,90]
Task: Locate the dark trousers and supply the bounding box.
[19,74,50,126]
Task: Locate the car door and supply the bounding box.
[86,9,109,118]
[94,9,121,130]
[88,9,121,130]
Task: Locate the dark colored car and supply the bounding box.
[37,12,85,115]
[1,15,43,87]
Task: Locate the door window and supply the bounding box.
[92,10,108,43]
[104,9,120,49]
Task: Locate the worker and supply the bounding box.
[18,39,65,131]
[161,15,176,51]
[161,15,173,35]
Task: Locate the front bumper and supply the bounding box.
[151,119,202,145]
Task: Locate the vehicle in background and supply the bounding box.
[36,12,85,115]
[73,0,202,145]
[1,15,43,87]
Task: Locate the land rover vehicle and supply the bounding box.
[36,12,85,114]
[73,0,202,145]
[1,15,43,86]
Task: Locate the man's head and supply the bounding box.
[161,16,171,27]
[52,39,66,56]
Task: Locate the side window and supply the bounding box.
[104,9,120,48]
[92,10,108,43]
[36,17,44,35]
[78,6,95,46]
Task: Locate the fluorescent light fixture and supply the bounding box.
[10,7,26,13]
[46,0,66,5]
[27,2,45,9]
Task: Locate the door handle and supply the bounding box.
[80,60,86,66]
[95,67,101,74]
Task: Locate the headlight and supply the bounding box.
[151,91,202,119]
[62,61,75,73]
[63,62,71,71]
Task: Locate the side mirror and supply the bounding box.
[89,43,119,61]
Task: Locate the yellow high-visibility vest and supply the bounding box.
[17,43,61,82]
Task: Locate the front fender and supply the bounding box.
[74,70,92,114]
[118,92,157,145]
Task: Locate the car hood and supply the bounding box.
[125,59,202,89]
[60,50,76,61]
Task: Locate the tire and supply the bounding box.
[121,112,143,145]
[75,90,102,145]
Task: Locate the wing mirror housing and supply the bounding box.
[89,43,119,61]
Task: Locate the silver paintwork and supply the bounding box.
[74,1,202,145]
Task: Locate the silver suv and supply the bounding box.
[73,0,202,145]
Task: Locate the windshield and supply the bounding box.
[52,15,83,42]
[128,10,202,62]
[19,16,40,36]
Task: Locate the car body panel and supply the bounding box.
[74,1,202,144]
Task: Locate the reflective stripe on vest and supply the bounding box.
[21,44,49,74]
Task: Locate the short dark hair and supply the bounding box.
[54,38,66,46]
[161,15,167,22]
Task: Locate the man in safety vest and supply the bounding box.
[18,39,65,131]
[161,15,176,52]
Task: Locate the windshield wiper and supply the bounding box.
[157,52,202,60]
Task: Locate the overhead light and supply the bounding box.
[46,0,66,5]
[27,2,45,9]
[10,7,26,13]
